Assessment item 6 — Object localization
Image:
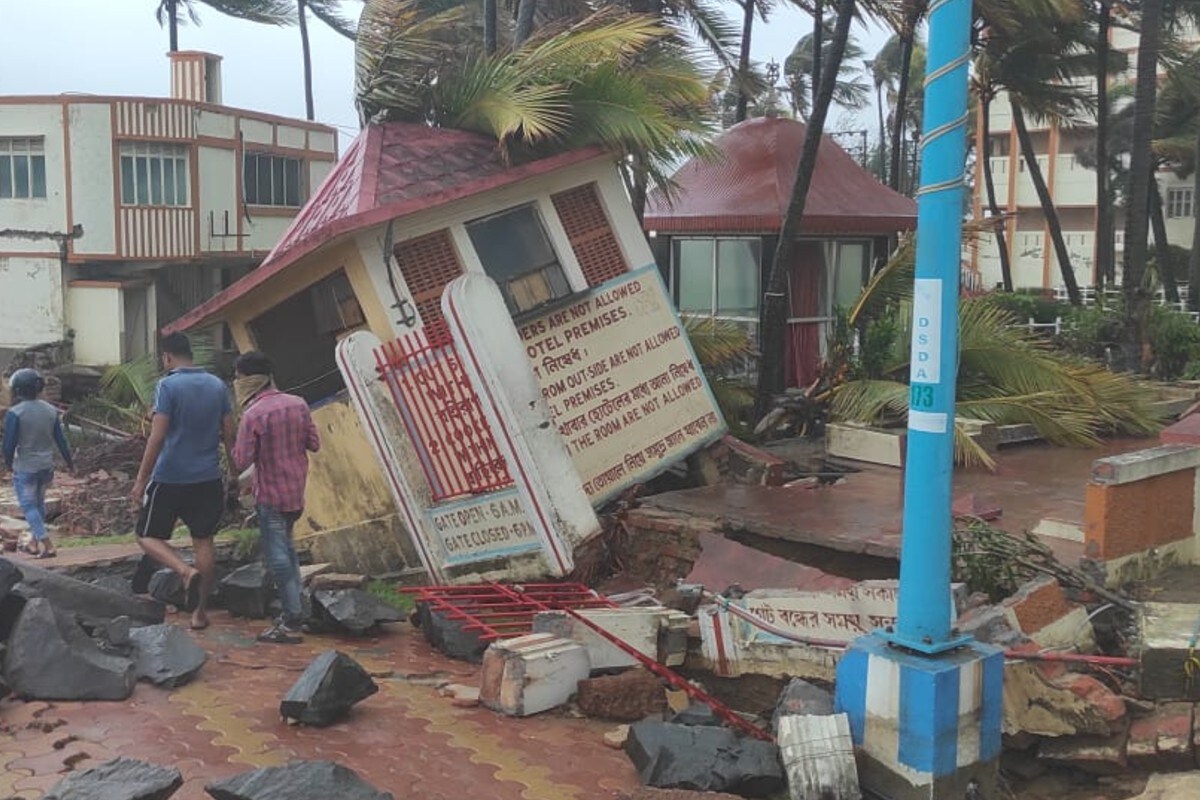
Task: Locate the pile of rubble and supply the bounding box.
[410,589,861,799]
[0,557,204,701]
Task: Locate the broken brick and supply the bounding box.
[576,668,667,722]
[1001,577,1074,637]
[1128,703,1195,772]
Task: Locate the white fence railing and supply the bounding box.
[1051,284,1192,313]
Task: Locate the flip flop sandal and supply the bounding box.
[184,572,202,612]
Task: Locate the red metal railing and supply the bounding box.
[374,331,513,501]
[403,583,774,742]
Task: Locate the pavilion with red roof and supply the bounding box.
[644,116,917,387]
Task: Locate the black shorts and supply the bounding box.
[136,480,223,541]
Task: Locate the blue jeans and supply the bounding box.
[258,505,303,626]
[13,469,53,542]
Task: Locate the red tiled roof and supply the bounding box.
[166,123,608,333]
[644,116,916,236]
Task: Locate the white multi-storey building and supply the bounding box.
[0,52,337,366]
[972,24,1198,292]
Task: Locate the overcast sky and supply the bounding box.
[0,0,892,150]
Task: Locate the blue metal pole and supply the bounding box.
[889,0,972,654]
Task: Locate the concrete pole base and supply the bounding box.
[835,632,1004,799]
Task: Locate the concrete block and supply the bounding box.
[1139,603,1200,701]
[825,423,905,468]
[777,713,861,800]
[479,633,590,717]
[996,423,1042,446]
[1032,517,1085,543]
[532,608,687,670]
[1091,444,1200,486]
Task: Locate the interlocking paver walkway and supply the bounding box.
[0,613,641,799]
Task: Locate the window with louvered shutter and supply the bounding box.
[551,184,629,287]
[393,229,463,345]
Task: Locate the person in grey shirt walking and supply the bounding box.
[2,369,74,558]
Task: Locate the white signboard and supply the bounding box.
[517,266,726,503]
[426,488,541,566]
[733,581,961,643]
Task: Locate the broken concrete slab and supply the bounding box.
[311,589,404,635]
[576,668,667,722]
[280,650,378,727]
[771,678,833,732]
[669,703,721,727]
[308,572,369,591]
[130,624,207,688]
[149,569,186,608]
[1038,729,1129,774]
[480,633,590,717]
[437,683,480,707]
[1139,602,1200,701]
[4,597,136,701]
[298,563,334,584]
[1130,772,1200,799]
[1126,702,1194,772]
[777,713,861,800]
[103,616,133,649]
[0,558,21,599]
[415,602,489,663]
[220,563,273,619]
[533,608,690,670]
[205,761,393,800]
[43,756,183,800]
[623,721,785,797]
[15,561,165,627]
[1000,576,1095,652]
[1003,660,1127,738]
[825,423,905,468]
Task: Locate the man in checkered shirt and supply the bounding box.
[231,351,320,644]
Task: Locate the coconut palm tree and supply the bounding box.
[156,0,295,52]
[975,1,1097,305]
[355,3,715,194]
[297,1,359,120]
[886,1,927,192]
[782,21,871,119]
[1093,0,1116,287]
[755,0,860,412]
[866,40,900,176]
[1119,0,1166,369]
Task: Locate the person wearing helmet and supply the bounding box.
[2,369,74,558]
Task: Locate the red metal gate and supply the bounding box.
[374,330,513,501]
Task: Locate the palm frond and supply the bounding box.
[307,0,359,38]
[683,315,756,371]
[196,0,296,24]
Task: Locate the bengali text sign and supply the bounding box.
[517,267,725,503]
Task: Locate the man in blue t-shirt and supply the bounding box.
[130,332,235,630]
